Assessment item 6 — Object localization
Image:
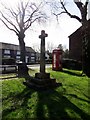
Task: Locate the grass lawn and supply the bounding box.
[1,68,90,119]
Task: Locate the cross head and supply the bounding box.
[39,30,48,39]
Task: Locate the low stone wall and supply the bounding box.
[0,65,17,74]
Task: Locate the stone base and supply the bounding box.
[23,75,62,91]
[35,72,50,79]
[17,62,29,77]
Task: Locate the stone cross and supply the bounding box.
[39,30,48,73]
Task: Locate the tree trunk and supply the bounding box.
[82,19,90,77]
[17,32,29,77]
[74,1,90,77]
[87,33,90,77]
[18,32,26,63]
[83,30,90,77]
[19,40,26,62]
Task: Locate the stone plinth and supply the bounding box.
[23,72,62,90]
[23,76,62,91]
[35,73,50,79]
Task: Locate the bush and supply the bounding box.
[45,59,52,63]
[2,58,16,65]
[62,58,82,70]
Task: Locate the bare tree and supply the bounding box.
[46,41,57,53]
[57,44,63,50]
[49,0,90,76]
[0,0,47,76]
[0,1,47,62]
[32,43,40,53]
[49,0,89,23]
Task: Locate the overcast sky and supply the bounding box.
[0,0,90,50]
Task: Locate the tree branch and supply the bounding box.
[24,2,43,24]
[0,18,18,35]
[0,1,47,35]
[24,7,38,24]
[74,0,89,22]
[0,12,19,33]
[53,11,66,21]
[85,0,89,8]
[24,16,42,31]
[60,1,82,22]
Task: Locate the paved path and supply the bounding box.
[0,64,52,80]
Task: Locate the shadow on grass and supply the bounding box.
[2,87,35,119]
[83,93,90,100]
[2,88,90,119]
[66,93,90,103]
[61,69,82,77]
[36,90,90,120]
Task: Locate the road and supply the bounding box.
[0,64,52,74]
[27,64,52,70]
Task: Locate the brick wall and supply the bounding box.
[69,19,90,61]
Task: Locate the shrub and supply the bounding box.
[62,58,82,70]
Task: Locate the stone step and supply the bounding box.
[35,72,50,79]
[23,80,62,91]
[30,77,56,86]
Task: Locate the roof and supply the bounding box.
[68,19,90,38]
[68,27,81,38]
[0,42,35,53]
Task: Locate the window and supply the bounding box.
[31,56,35,62]
[16,56,20,61]
[31,53,35,56]
[17,51,20,55]
[4,55,10,58]
[31,56,35,59]
[4,50,10,54]
[16,56,20,59]
[26,56,29,63]
[31,59,35,62]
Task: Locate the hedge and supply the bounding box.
[2,58,16,65]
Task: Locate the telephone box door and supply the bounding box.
[52,48,62,71]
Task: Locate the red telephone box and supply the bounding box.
[52,48,62,71]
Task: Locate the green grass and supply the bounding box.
[1,68,90,119]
